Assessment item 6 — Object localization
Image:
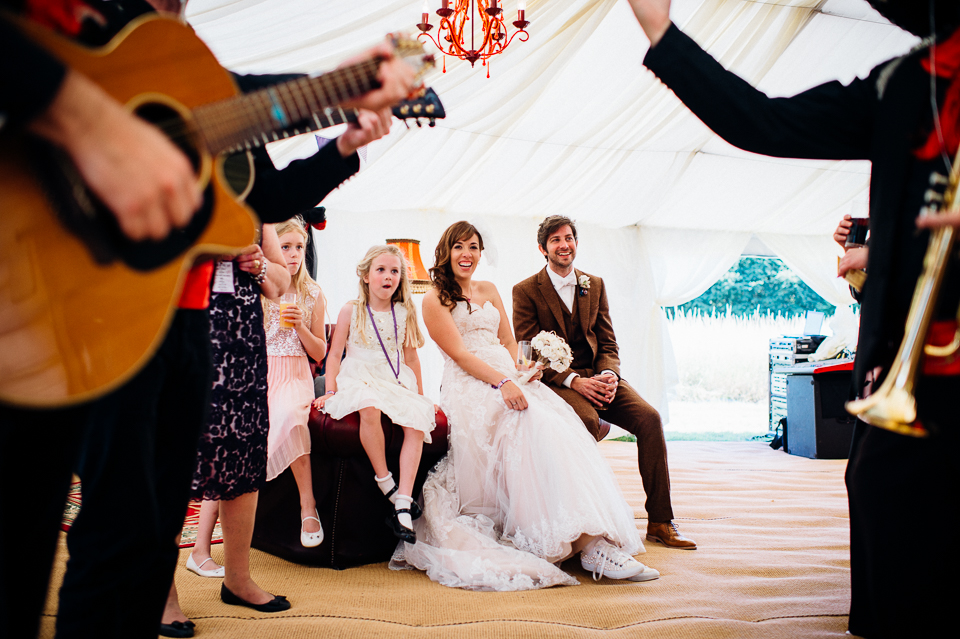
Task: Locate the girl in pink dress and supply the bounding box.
[263,218,327,547]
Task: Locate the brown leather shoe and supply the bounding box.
[647,521,697,549]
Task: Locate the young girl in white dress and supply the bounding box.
[314,245,436,542]
[263,218,327,548]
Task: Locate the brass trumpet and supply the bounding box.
[845,148,960,437]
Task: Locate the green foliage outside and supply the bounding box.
[664,257,835,319]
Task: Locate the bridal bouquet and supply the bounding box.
[518,331,573,384]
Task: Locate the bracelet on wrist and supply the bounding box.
[254,258,268,284]
[325,390,336,395]
[492,377,511,390]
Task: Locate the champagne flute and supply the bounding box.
[517,341,534,371]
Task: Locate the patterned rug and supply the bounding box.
[61,479,223,548]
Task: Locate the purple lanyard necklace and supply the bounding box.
[367,302,402,385]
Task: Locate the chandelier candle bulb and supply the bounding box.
[419,0,433,32]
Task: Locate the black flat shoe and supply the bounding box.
[220,584,291,613]
[384,486,422,520]
[386,508,416,544]
[159,620,195,638]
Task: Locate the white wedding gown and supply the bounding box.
[390,301,642,590]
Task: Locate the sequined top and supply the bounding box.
[264,281,321,357]
[350,301,407,359]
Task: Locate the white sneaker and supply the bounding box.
[626,564,660,582]
[580,541,651,581]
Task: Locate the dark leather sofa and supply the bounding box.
[252,407,449,569]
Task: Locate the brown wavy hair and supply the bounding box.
[430,221,484,310]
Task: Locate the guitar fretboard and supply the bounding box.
[194,59,380,155]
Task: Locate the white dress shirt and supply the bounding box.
[545,267,579,387]
[546,266,577,313]
[543,267,617,390]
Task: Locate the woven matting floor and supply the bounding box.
[39,441,851,638]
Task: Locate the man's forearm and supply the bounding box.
[1,17,67,129]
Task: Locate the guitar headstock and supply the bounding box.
[392,88,446,128]
[388,32,436,82]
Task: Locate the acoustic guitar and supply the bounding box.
[0,14,434,408]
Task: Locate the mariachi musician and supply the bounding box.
[626,0,960,637]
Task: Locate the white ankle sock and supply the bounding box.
[395,495,413,530]
[375,472,397,503]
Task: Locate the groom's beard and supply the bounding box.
[547,251,576,272]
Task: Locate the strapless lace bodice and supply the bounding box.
[449,301,502,354]
[264,282,320,357]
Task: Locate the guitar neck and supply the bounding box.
[195,59,379,155]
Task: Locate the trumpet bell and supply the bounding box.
[845,388,928,438]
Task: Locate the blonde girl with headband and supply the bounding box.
[263,217,327,548]
[314,245,436,543]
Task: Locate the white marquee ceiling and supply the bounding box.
[187,0,917,236]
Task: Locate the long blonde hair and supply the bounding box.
[266,217,322,318]
[352,244,425,349]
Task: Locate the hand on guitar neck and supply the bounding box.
[336,108,393,158]
[28,69,203,242]
[339,39,420,113]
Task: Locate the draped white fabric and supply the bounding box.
[185,0,919,415]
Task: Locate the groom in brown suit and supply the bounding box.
[512,215,695,549]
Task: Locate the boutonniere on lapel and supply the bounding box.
[578,274,590,297]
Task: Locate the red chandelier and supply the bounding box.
[416,1,530,78]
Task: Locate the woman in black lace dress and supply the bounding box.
[161,226,292,637]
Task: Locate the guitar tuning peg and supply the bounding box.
[413,104,423,114]
[399,105,410,116]
[416,119,423,128]
[930,172,950,186]
[404,120,411,129]
[925,189,945,203]
[428,119,436,127]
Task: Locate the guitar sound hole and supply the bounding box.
[133,102,203,174]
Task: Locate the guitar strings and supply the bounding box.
[143,59,382,155]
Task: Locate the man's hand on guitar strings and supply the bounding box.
[28,70,202,242]
[340,40,418,113]
[336,108,392,158]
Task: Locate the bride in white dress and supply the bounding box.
[390,221,659,591]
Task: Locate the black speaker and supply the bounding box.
[785,372,856,459]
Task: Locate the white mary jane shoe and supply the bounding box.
[186,553,225,578]
[301,511,324,548]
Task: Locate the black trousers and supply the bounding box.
[0,309,211,639]
[0,405,83,639]
[846,383,960,638]
[54,309,212,639]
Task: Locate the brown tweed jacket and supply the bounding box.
[512,267,621,388]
